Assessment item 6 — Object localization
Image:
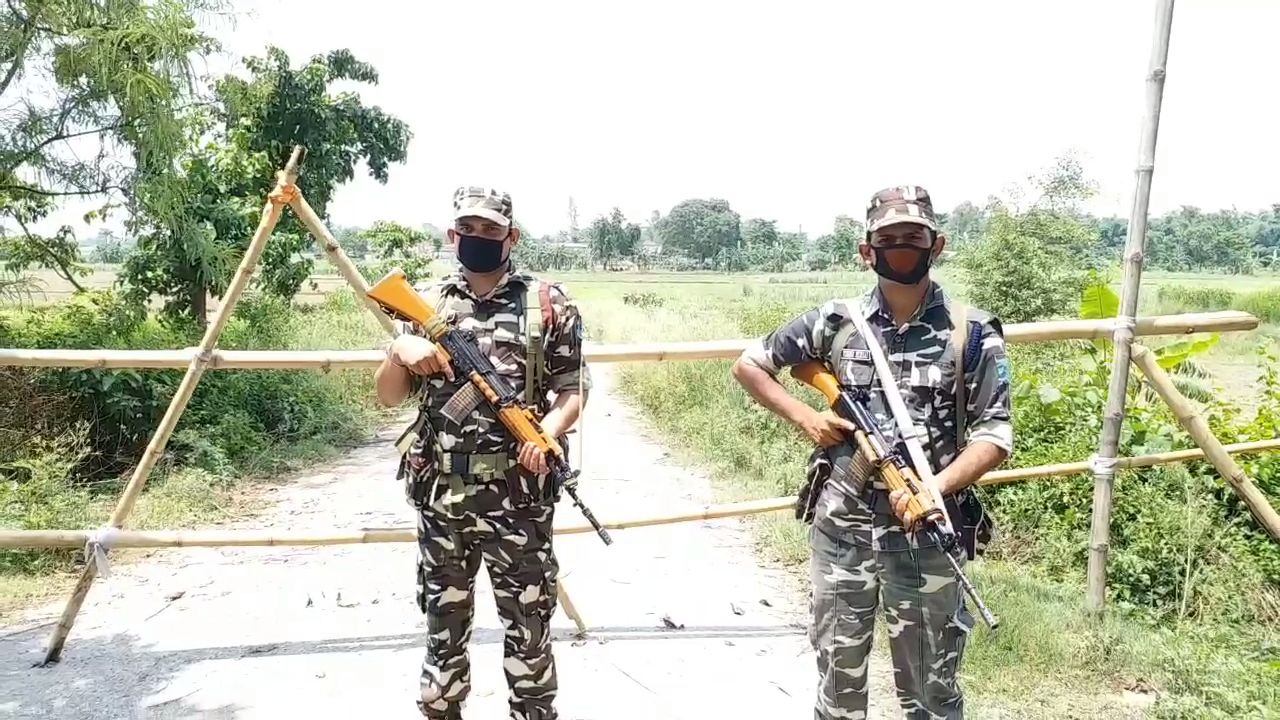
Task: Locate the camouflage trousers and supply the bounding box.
[414,477,560,720]
[808,505,974,720]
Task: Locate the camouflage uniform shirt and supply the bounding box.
[395,262,593,509]
[741,281,1013,534]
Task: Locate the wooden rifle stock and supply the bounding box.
[789,359,999,629]
[790,361,943,533]
[366,269,612,544]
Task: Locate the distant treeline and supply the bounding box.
[506,197,1280,275]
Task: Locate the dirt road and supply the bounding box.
[0,367,898,719]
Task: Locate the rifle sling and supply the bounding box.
[846,306,956,533]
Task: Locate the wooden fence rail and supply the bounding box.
[4,438,1276,552]
[0,310,1260,370]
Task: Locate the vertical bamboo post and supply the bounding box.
[1130,345,1280,540]
[290,189,591,632]
[288,194,397,335]
[39,147,306,666]
[1086,0,1176,615]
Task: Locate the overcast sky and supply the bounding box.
[31,0,1280,240]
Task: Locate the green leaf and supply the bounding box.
[1038,385,1063,404]
[1155,334,1220,370]
[1079,281,1120,320]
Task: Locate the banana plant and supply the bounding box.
[1078,275,1218,403]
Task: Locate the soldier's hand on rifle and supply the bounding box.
[389,335,454,381]
[517,441,549,475]
[799,408,858,448]
[889,479,942,531]
[888,488,919,529]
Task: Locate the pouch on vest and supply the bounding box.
[396,412,438,509]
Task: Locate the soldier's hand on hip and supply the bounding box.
[517,441,549,475]
[800,408,857,448]
[390,335,454,380]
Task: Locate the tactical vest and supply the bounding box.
[823,298,995,560]
[419,277,554,407]
[395,276,557,508]
[827,299,980,449]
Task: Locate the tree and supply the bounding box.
[959,154,1099,323]
[739,218,805,272]
[360,220,432,284]
[810,215,862,270]
[0,0,220,290]
[941,201,987,249]
[586,207,640,270]
[1249,204,1280,269]
[657,198,740,268]
[741,218,779,250]
[119,46,412,325]
[1147,206,1256,274]
[90,236,129,264]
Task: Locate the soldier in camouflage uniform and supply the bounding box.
[374,186,592,720]
[731,186,1013,719]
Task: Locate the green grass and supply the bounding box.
[0,288,392,621]
[566,270,1280,719]
[959,563,1279,719]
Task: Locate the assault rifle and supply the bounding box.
[366,269,613,546]
[790,360,999,630]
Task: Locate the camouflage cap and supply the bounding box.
[452,186,513,227]
[865,185,938,233]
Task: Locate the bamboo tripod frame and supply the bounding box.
[26,146,599,666]
[38,148,306,666]
[11,300,1276,660]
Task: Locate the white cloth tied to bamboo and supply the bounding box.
[84,526,120,578]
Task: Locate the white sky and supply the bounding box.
[27,0,1280,240]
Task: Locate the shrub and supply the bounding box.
[0,289,389,576]
[1233,287,1280,324]
[983,338,1280,625]
[622,292,664,308]
[1155,285,1238,313]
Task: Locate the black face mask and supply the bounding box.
[871,244,935,285]
[456,233,509,273]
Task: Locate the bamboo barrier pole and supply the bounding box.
[1130,345,1280,541]
[0,311,1259,370]
[287,193,397,335]
[6,439,1276,551]
[37,148,307,667]
[978,438,1280,487]
[1087,0,1176,616]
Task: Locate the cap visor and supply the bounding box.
[453,208,511,226]
[867,216,936,233]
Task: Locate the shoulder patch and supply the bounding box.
[994,355,1011,385]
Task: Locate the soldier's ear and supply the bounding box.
[857,241,873,267]
[932,231,947,259]
[507,225,520,244]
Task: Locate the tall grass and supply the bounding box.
[0,287,392,613]
[570,277,1280,719]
